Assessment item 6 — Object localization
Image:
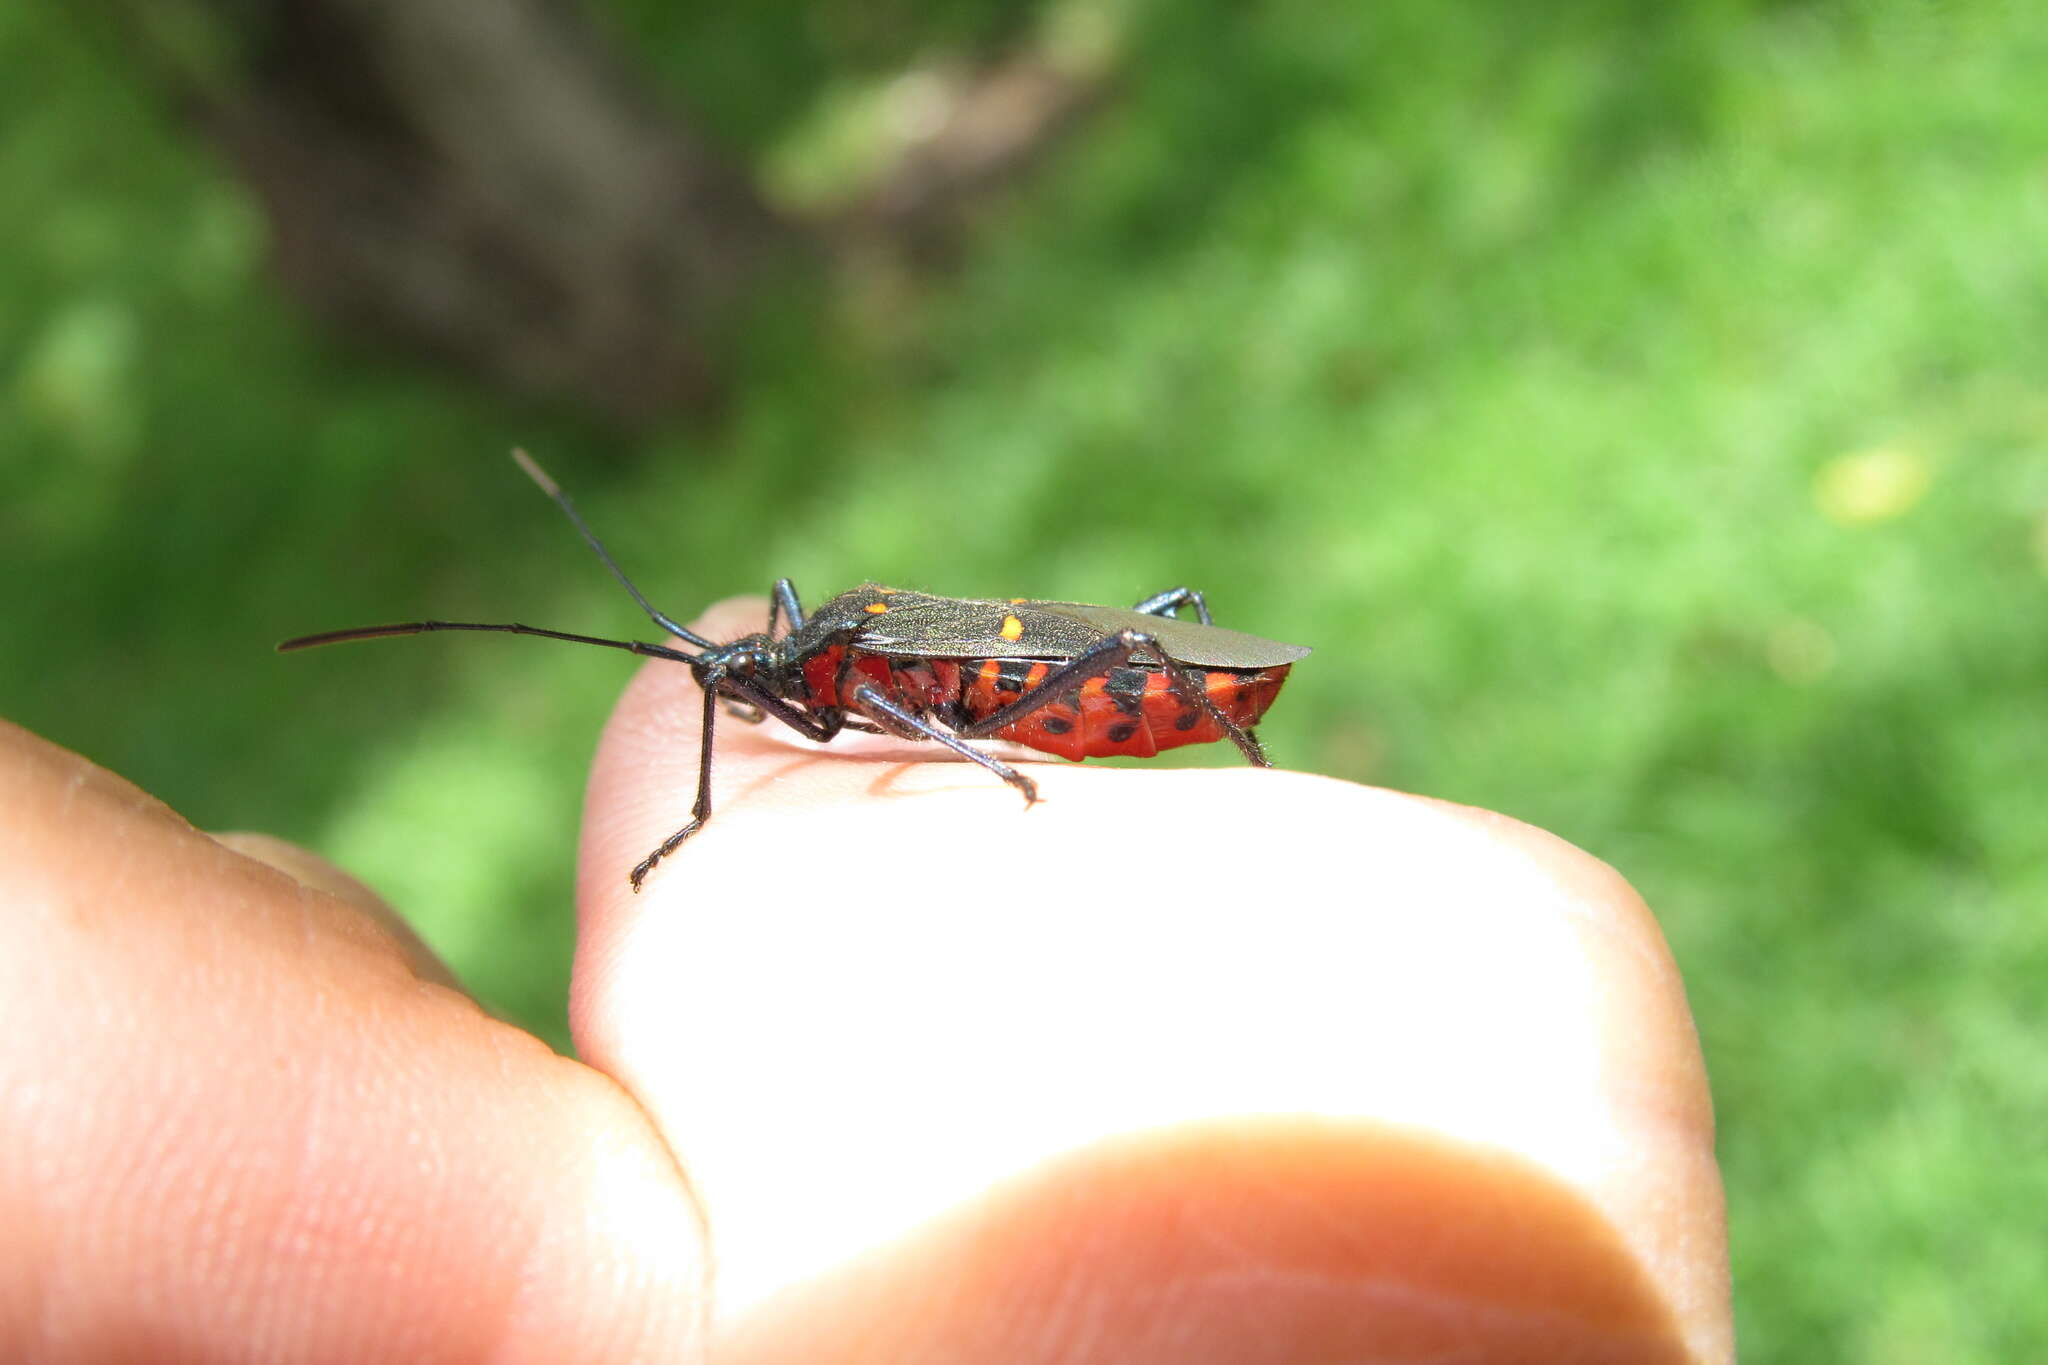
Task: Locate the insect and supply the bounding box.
[281,451,1310,891]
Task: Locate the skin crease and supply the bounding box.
[0,598,1731,1364]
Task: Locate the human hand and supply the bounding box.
[0,598,1731,1363]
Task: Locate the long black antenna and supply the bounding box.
[278,620,702,664]
[510,448,716,649]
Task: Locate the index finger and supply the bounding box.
[570,599,1731,1364]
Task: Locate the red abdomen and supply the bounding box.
[960,659,1292,761]
[800,646,962,714]
[799,647,1291,762]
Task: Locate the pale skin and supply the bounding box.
[0,599,1732,1363]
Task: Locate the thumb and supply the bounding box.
[0,719,708,1363]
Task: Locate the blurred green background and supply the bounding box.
[4,0,2044,1357]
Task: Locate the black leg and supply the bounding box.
[767,579,807,637]
[1130,586,1214,625]
[628,672,850,891]
[957,629,1269,767]
[729,582,809,718]
[719,674,846,743]
[1154,646,1268,765]
[631,678,723,891]
[721,698,768,724]
[850,685,1039,807]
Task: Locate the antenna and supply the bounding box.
[510,448,714,649]
[278,619,701,664]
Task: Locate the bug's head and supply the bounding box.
[699,632,781,679]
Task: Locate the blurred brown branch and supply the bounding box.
[96,0,800,424]
[841,50,1106,260]
[82,0,1106,427]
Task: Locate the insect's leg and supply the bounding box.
[834,646,858,709]
[731,633,877,735]
[631,678,722,891]
[812,646,895,734]
[1137,649,1270,766]
[956,629,1271,767]
[719,675,845,743]
[953,630,1158,739]
[1130,586,1213,625]
[724,590,803,721]
[850,685,1039,808]
[767,580,806,637]
[720,652,771,723]
[629,675,849,891]
[1155,656,1269,765]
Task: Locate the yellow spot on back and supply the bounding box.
[865,602,890,614]
[1000,614,1025,641]
[1009,597,1030,604]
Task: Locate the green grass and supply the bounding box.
[5,0,2045,1357]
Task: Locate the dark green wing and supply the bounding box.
[1034,603,1311,668]
[853,594,1310,668]
[850,597,1103,659]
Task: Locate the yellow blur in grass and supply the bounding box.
[1813,446,1933,526]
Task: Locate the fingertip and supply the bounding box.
[1460,804,1731,1358]
[571,763,1730,1355]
